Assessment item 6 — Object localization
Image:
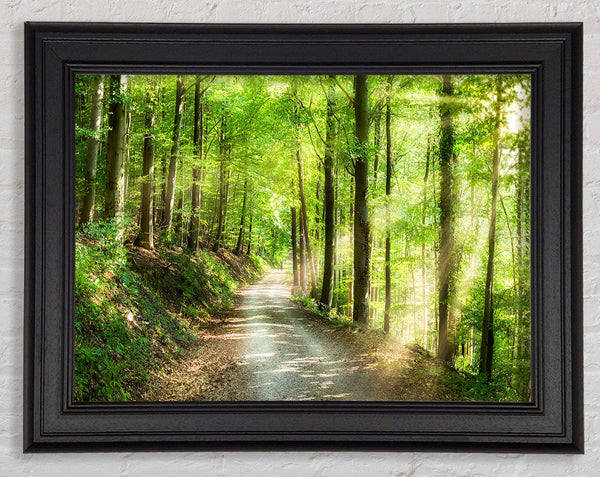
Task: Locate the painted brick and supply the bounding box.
[0,1,597,475]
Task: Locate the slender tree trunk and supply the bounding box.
[320,75,336,308]
[213,117,228,252]
[514,129,530,399]
[296,149,318,298]
[369,108,382,322]
[157,151,167,227]
[246,212,253,255]
[332,180,339,309]
[374,108,381,184]
[235,179,248,255]
[291,206,299,290]
[384,75,393,334]
[80,75,105,224]
[213,156,226,251]
[353,74,370,326]
[163,75,185,229]
[480,76,504,380]
[299,211,307,293]
[189,77,205,251]
[422,138,430,347]
[174,191,184,245]
[139,78,157,249]
[123,107,131,206]
[222,153,232,246]
[104,75,127,225]
[315,165,321,244]
[347,187,354,318]
[438,74,457,362]
[516,155,524,360]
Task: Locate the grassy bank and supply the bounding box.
[74,221,267,402]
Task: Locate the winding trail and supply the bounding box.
[146,269,406,401]
[233,270,389,400]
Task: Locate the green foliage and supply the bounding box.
[75,72,532,403]
[292,295,356,328]
[74,221,261,401]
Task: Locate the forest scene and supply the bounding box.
[74,73,531,403]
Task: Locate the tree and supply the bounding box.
[384,75,393,334]
[80,75,105,224]
[291,206,299,290]
[437,74,457,362]
[296,148,318,298]
[514,117,531,399]
[352,75,371,326]
[189,77,205,251]
[139,78,157,249]
[298,205,307,293]
[421,138,431,348]
[235,179,248,254]
[163,75,185,229]
[213,115,228,252]
[319,75,337,308]
[480,76,504,380]
[104,75,128,224]
[246,210,253,255]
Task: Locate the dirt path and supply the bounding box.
[143,270,423,401]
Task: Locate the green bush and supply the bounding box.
[74,221,265,401]
[74,222,193,401]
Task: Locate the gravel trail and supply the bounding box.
[145,269,402,401]
[236,270,389,400]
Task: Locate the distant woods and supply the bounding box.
[75,73,531,399]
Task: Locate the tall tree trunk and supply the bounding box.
[352,74,370,326]
[347,186,354,318]
[189,77,205,251]
[235,179,248,254]
[80,75,105,224]
[296,149,318,298]
[438,74,457,362]
[246,211,253,255]
[332,180,339,309]
[374,108,381,184]
[123,107,131,206]
[174,191,184,245]
[163,75,185,229]
[104,75,127,225]
[157,151,167,227]
[299,211,307,293]
[291,206,299,289]
[222,152,232,246]
[139,78,157,249]
[480,76,504,380]
[514,128,531,399]
[213,117,228,252]
[384,75,393,334]
[320,75,336,308]
[369,106,382,322]
[422,138,431,347]
[315,165,321,244]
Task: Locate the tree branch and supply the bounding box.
[333,76,354,106]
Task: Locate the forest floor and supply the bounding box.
[142,269,465,402]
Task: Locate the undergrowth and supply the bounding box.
[292,295,357,328]
[292,294,522,402]
[74,220,265,402]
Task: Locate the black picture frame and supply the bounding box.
[24,22,583,453]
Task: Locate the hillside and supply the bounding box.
[74,222,266,401]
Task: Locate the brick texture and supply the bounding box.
[0,1,595,475]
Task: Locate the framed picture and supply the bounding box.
[24,22,583,452]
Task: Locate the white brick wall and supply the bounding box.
[1,1,596,475]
